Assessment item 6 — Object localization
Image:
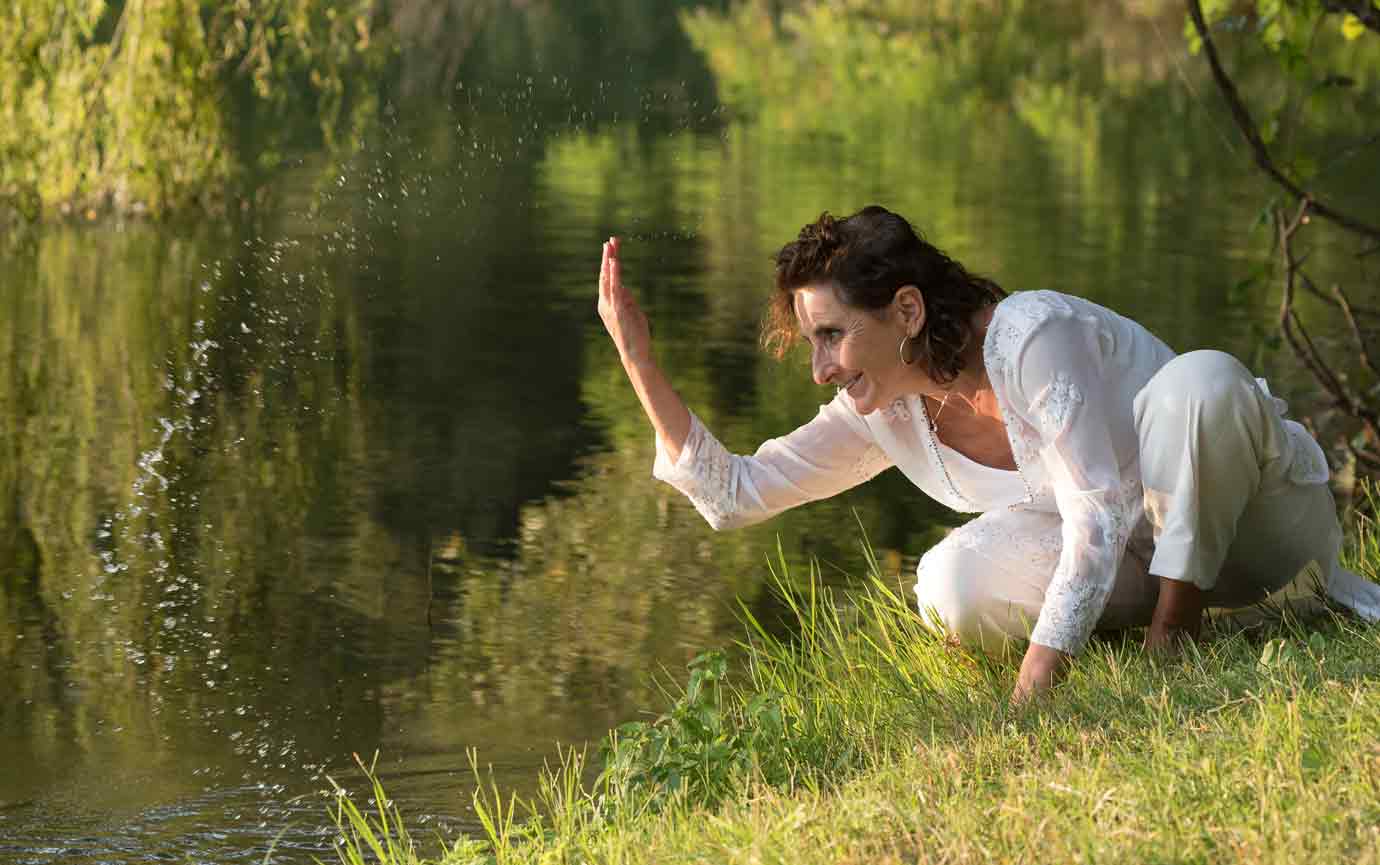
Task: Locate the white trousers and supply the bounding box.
[914,350,1380,655]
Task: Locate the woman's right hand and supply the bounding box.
[598,236,653,367]
[596,235,691,460]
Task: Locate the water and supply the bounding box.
[2,3,1377,862]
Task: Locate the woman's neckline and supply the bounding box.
[913,299,1018,473]
[931,425,1019,475]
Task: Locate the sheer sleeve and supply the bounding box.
[1013,315,1134,655]
[652,395,893,531]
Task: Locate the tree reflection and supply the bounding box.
[3,2,1375,854]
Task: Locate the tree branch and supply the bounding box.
[1276,201,1380,447]
[1187,0,1380,243]
[1331,282,1380,383]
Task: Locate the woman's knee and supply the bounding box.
[1134,350,1257,430]
[913,542,1028,655]
[913,544,979,634]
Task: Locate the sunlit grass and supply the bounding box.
[323,508,1380,864]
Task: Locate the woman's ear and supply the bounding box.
[893,285,926,338]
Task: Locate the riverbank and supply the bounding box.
[330,524,1380,864]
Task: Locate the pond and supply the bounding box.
[2,3,1375,862]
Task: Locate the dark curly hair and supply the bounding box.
[765,205,1005,384]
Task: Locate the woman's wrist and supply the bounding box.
[1149,576,1204,632]
[1013,642,1068,702]
[620,353,692,461]
[620,348,654,372]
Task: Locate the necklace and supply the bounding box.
[918,397,974,510]
[920,393,1037,510]
[929,392,952,426]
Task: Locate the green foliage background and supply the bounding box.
[0,0,385,218]
[3,2,1380,855]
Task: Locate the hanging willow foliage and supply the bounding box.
[0,0,388,219]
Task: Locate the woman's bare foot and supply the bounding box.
[1144,620,1200,656]
[1144,576,1204,656]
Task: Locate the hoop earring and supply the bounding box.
[898,335,917,366]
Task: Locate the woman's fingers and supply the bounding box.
[594,235,653,364]
[599,241,611,299]
[599,235,638,325]
[604,236,629,304]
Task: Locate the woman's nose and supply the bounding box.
[811,345,833,386]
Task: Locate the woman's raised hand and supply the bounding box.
[598,236,653,367]
[595,235,692,460]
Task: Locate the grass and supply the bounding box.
[321,513,1380,864]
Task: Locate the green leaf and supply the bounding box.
[1258,638,1295,669]
[1183,15,1203,55]
[1341,14,1366,41]
[686,669,705,704]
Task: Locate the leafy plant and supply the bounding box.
[598,649,787,812]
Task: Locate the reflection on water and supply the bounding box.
[3,3,1377,862]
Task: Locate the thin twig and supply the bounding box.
[1287,307,1349,410]
[1276,201,1380,445]
[1278,204,1348,399]
[1288,262,1380,318]
[1147,11,1242,160]
[1332,282,1380,382]
[1296,268,1334,305]
[1187,0,1380,243]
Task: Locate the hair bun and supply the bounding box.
[798,211,839,247]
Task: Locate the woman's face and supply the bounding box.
[793,282,918,415]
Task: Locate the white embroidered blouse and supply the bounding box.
[651,290,1319,654]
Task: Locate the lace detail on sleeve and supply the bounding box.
[984,294,1071,505]
[652,403,892,531]
[652,413,738,529]
[986,318,1042,471]
[1029,371,1085,439]
[1029,495,1133,653]
[986,293,1137,654]
[854,444,891,483]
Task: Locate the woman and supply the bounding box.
[596,205,1380,701]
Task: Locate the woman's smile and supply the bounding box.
[792,282,924,415]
